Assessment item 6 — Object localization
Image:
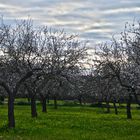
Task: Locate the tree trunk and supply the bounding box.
[126,94,132,119]
[113,100,118,115]
[119,101,121,108]
[8,94,15,128]
[106,101,110,113]
[42,98,47,113]
[78,97,82,105]
[31,96,37,117]
[132,88,140,106]
[47,96,50,104]
[54,97,57,109]
[97,100,103,108]
[27,97,30,103]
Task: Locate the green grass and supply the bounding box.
[0,102,140,140]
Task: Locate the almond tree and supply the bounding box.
[39,29,88,109]
[0,20,43,127]
[94,25,140,119]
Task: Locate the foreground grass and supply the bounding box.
[0,103,140,140]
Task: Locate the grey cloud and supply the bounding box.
[0,0,140,44]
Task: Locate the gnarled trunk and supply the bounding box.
[132,88,140,106]
[47,96,50,104]
[106,101,110,113]
[31,96,37,117]
[78,96,82,105]
[8,94,15,128]
[27,97,30,103]
[126,94,132,119]
[97,100,103,108]
[54,96,57,109]
[42,98,47,113]
[113,100,118,115]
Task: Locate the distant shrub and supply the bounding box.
[90,103,104,108]
[63,100,79,106]
[16,101,30,105]
[0,101,4,105]
[136,106,140,110]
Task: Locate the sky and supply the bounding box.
[0,0,140,45]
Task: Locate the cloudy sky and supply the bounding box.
[0,0,140,44]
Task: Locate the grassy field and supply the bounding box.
[0,101,140,140]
